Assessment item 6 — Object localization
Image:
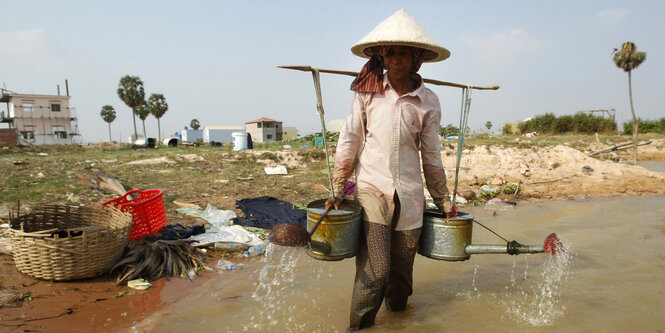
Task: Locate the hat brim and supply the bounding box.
[351,41,450,63]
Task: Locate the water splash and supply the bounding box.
[243,243,333,332]
[503,236,573,326]
[244,242,298,331]
[457,264,481,298]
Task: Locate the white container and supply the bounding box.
[232,132,248,151]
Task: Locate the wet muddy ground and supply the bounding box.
[1,147,663,332]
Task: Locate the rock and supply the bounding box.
[460,189,476,201]
[550,162,561,170]
[519,163,531,177]
[582,165,594,175]
[0,290,23,308]
[451,194,467,204]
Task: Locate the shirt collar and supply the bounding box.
[383,74,425,101]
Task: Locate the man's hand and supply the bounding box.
[435,202,451,218]
[325,197,344,211]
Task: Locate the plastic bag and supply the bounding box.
[203,204,237,227]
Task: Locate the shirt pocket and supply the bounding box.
[401,104,423,144]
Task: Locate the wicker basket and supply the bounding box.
[9,204,132,281]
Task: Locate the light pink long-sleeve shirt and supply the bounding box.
[332,78,450,230]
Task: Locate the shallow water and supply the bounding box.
[638,159,665,173]
[136,191,665,332]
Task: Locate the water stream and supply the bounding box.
[136,162,665,332]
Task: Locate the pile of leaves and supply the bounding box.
[110,239,208,285]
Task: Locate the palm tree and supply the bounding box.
[100,105,116,142]
[613,42,646,164]
[135,101,150,138]
[146,94,168,142]
[117,75,146,139]
[190,119,201,130]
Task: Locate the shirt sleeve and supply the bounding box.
[331,93,366,199]
[420,97,451,209]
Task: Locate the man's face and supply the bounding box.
[383,46,414,81]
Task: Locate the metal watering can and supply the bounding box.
[419,210,562,261]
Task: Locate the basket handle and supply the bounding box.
[123,189,144,200]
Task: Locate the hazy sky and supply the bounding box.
[1,1,663,143]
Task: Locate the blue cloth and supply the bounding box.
[233,196,306,230]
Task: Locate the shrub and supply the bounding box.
[623,118,665,135]
[518,113,616,134]
[553,115,574,133]
[439,124,459,137]
[502,123,515,135]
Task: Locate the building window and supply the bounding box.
[265,122,273,128]
[51,104,61,112]
[267,134,273,140]
[53,126,67,139]
[257,123,262,128]
[21,131,35,140]
[276,124,280,129]
[23,103,34,112]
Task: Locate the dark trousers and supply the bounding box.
[349,195,422,329]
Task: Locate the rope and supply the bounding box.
[311,69,335,202]
[451,86,472,208]
[472,219,510,243]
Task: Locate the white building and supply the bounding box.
[203,126,243,143]
[245,117,283,143]
[180,129,203,142]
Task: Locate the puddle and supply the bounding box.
[136,194,665,332]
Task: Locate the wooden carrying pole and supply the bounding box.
[278,65,500,91]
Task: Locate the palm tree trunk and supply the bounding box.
[142,120,147,138]
[108,123,112,142]
[131,108,138,139]
[628,71,639,165]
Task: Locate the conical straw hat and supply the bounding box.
[351,9,450,62]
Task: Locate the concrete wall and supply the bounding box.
[245,121,283,143]
[7,94,77,145]
[282,127,298,141]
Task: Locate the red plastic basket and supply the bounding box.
[102,189,166,240]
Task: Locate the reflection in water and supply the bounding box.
[139,194,665,332]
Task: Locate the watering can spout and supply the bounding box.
[465,242,544,255]
[464,233,563,256]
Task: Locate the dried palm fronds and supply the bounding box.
[110,239,208,285]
